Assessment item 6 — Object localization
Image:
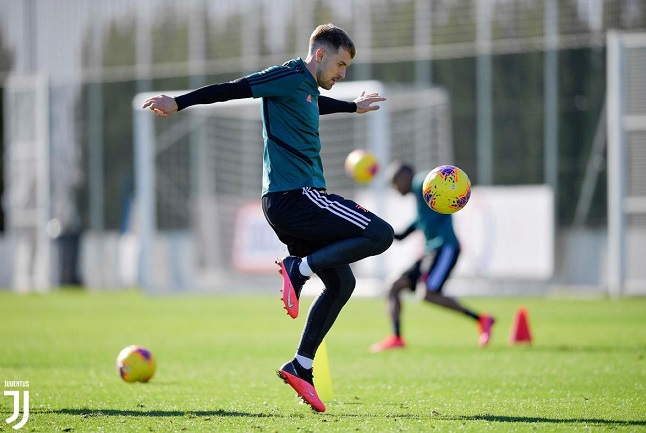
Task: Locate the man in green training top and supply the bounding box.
[143,23,394,413]
[370,163,495,352]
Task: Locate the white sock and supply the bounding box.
[299,257,313,277]
[295,354,313,370]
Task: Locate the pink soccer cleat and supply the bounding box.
[370,335,406,353]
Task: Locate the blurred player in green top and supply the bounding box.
[370,163,495,352]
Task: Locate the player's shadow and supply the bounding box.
[47,409,646,427]
[445,414,646,427]
[326,411,646,427]
[50,408,276,418]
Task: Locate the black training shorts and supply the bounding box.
[262,187,376,257]
[403,244,460,293]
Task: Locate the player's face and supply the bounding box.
[392,172,412,195]
[316,48,352,90]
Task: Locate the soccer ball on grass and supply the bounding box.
[422,165,471,214]
[116,345,156,383]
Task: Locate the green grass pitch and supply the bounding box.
[1,290,645,432]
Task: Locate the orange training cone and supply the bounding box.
[509,307,532,345]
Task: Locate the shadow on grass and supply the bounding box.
[43,408,646,427]
[444,414,646,427]
[47,408,277,418]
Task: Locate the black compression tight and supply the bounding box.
[296,264,355,359]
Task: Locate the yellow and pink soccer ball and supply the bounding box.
[116,345,156,383]
[422,165,471,214]
[344,149,379,184]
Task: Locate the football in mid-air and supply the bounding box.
[116,345,156,383]
[422,165,471,214]
[344,149,379,184]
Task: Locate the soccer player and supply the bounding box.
[142,24,394,412]
[370,163,495,352]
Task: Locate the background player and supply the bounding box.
[370,163,494,352]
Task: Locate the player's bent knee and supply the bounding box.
[364,218,394,255]
[341,275,356,297]
[336,267,356,300]
[319,265,356,300]
[391,277,412,292]
[423,289,443,303]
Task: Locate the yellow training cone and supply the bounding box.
[313,339,334,401]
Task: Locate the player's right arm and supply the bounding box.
[394,223,416,240]
[142,78,252,117]
[141,94,178,117]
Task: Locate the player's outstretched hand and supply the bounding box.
[142,95,178,118]
[354,91,386,114]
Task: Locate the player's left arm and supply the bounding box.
[318,96,355,115]
[318,91,386,115]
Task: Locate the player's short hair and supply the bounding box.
[309,23,356,59]
[387,162,414,184]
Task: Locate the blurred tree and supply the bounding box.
[0,28,15,232]
[79,20,137,231]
